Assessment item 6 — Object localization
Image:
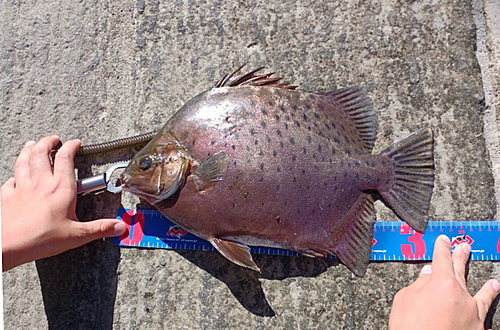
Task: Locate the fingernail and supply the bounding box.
[113,222,127,236]
[492,279,500,293]
[421,264,432,274]
[24,140,35,147]
[462,243,471,254]
[440,235,450,243]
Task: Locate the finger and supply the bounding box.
[452,243,471,290]
[0,178,16,201]
[474,279,500,322]
[30,136,61,179]
[53,140,81,187]
[70,220,127,247]
[14,141,35,186]
[409,264,432,291]
[431,235,454,277]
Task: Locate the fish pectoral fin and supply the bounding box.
[209,238,261,272]
[190,151,227,192]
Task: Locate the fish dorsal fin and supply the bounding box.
[209,238,261,272]
[215,64,297,90]
[331,193,376,277]
[317,87,377,153]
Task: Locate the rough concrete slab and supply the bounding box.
[1,0,499,329]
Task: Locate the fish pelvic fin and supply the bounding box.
[190,151,227,192]
[209,238,261,272]
[317,86,377,153]
[379,127,435,233]
[330,193,375,277]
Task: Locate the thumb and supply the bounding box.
[71,220,127,246]
[474,279,500,321]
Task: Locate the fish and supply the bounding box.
[120,66,434,277]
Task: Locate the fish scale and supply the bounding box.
[120,66,434,277]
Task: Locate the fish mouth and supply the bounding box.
[119,172,131,191]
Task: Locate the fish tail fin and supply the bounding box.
[379,128,434,233]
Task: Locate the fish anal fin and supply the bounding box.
[317,87,377,153]
[190,151,227,191]
[331,193,376,277]
[215,65,297,90]
[210,238,261,272]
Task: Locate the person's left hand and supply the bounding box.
[1,136,126,271]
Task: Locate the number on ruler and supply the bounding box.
[400,223,426,259]
[120,209,145,245]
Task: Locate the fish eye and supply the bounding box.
[139,158,152,171]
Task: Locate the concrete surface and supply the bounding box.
[1,0,500,329]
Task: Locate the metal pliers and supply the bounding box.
[76,162,129,195]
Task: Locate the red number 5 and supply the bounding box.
[119,209,145,246]
[400,223,426,259]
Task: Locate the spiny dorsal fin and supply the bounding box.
[216,64,297,90]
[317,87,377,153]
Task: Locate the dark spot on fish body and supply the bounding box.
[307,136,312,143]
[277,166,281,172]
[250,129,256,135]
[273,150,278,157]
[280,106,286,113]
[275,216,281,224]
[232,203,236,207]
[233,160,237,167]
[313,154,316,159]
[276,185,280,191]
[371,162,377,167]
[334,138,340,144]
[260,177,264,182]
[234,133,239,140]
[261,109,268,115]
[260,163,264,170]
[314,112,319,119]
[302,169,306,174]
[285,123,289,130]
[318,145,322,153]
[261,202,265,206]
[293,177,296,182]
[292,155,296,161]
[255,140,259,145]
[303,148,307,154]
[331,148,336,155]
[314,166,319,171]
[261,121,267,128]
[295,121,301,128]
[275,114,280,121]
[318,131,324,137]
[289,138,295,145]
[277,129,282,137]
[280,142,284,148]
[341,160,344,166]
[268,101,274,107]
[303,113,308,121]
[246,146,250,152]
[325,123,331,130]
[210,140,215,145]
[344,136,349,143]
[308,126,312,131]
[258,150,263,156]
[306,186,310,190]
[232,145,236,150]
[250,100,255,107]
[346,150,351,156]
[292,105,298,112]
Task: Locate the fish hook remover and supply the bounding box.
[76,162,129,195]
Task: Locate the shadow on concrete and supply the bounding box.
[176,248,339,317]
[36,184,123,329]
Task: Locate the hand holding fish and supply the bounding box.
[0,136,126,271]
[388,235,500,330]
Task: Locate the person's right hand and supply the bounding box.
[389,235,499,330]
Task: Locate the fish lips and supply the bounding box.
[119,172,180,205]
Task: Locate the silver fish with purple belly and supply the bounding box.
[120,66,434,277]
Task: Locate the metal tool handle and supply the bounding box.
[77,174,107,195]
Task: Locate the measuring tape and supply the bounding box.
[113,208,500,261]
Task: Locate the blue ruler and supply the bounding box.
[113,209,500,261]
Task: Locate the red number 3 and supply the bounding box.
[119,209,145,245]
[400,223,426,259]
